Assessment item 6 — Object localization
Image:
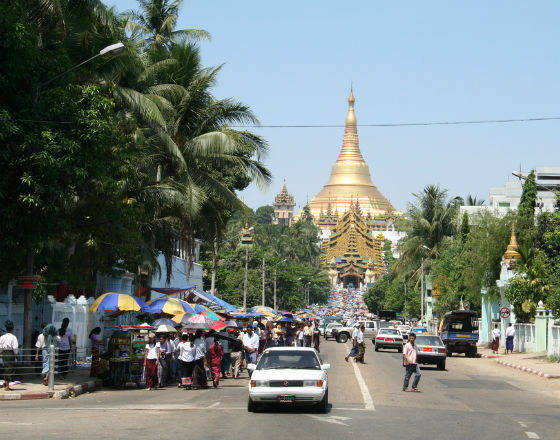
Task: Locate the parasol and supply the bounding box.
[155,324,177,333]
[213,331,239,343]
[247,306,278,318]
[172,313,225,330]
[146,297,198,315]
[151,318,179,327]
[224,320,239,328]
[89,293,149,312]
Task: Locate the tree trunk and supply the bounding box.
[210,225,217,296]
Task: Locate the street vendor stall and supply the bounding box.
[107,325,154,388]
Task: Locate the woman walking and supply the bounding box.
[57,319,72,379]
[156,335,171,387]
[144,334,159,391]
[177,333,195,389]
[36,324,57,386]
[89,327,102,377]
[229,332,243,379]
[0,320,18,391]
[208,337,224,387]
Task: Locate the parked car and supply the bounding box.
[414,335,447,370]
[398,325,411,340]
[247,347,329,413]
[324,323,342,340]
[374,328,403,352]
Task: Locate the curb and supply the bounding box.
[0,379,102,401]
[495,359,556,379]
[481,354,500,359]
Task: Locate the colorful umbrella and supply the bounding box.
[146,297,197,315]
[89,293,149,312]
[151,318,178,327]
[198,308,224,322]
[173,313,225,330]
[155,324,177,333]
[247,306,278,317]
[224,320,239,328]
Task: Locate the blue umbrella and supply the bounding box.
[151,318,178,327]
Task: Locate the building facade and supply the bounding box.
[273,181,296,226]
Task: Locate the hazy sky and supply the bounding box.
[111,0,560,213]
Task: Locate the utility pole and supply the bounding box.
[243,245,248,310]
[261,257,266,306]
[210,224,217,296]
[273,269,277,311]
[404,276,407,315]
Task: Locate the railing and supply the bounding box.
[514,323,536,353]
[549,325,560,358]
[1,346,84,392]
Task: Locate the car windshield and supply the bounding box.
[379,329,400,335]
[256,350,322,370]
[415,336,444,346]
[412,327,428,332]
[398,326,410,331]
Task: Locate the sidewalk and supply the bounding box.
[478,347,560,379]
[0,366,102,401]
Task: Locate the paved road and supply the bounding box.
[1,340,559,439]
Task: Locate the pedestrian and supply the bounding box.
[36,323,57,386]
[177,333,195,389]
[156,335,171,387]
[313,323,321,353]
[144,334,159,391]
[220,333,231,379]
[304,322,313,347]
[345,324,360,362]
[171,333,181,384]
[242,326,259,377]
[296,325,304,347]
[491,324,500,354]
[57,318,73,379]
[505,323,515,354]
[230,331,243,379]
[192,330,208,389]
[402,333,421,392]
[355,325,366,363]
[208,337,224,387]
[258,324,267,353]
[0,320,18,391]
[89,327,102,377]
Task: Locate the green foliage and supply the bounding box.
[460,212,470,243]
[254,205,274,225]
[518,170,537,245]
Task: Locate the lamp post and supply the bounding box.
[421,245,431,324]
[242,226,254,311]
[262,257,266,306]
[306,282,311,305]
[40,42,125,89]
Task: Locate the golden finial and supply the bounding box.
[504,222,521,264]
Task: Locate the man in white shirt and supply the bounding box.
[505,323,516,354]
[344,324,360,362]
[355,325,366,364]
[491,324,501,354]
[242,327,260,375]
[0,320,19,391]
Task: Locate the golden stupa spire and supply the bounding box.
[504,222,521,264]
[336,87,365,163]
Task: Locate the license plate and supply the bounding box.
[277,394,296,403]
[386,339,394,342]
[457,334,470,338]
[423,347,432,352]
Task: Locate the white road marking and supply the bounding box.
[518,421,528,428]
[0,422,34,426]
[307,415,351,426]
[345,345,376,411]
[525,432,539,439]
[206,402,220,408]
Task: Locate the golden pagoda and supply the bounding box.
[301,88,396,223]
[322,203,385,287]
[503,223,521,265]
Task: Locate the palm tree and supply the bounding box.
[396,184,458,282]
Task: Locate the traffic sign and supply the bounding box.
[499,307,511,319]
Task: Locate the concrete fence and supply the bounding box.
[549,325,560,358]
[514,323,536,353]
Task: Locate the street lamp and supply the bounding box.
[40,42,126,88]
[421,245,431,325]
[242,226,254,311]
[306,282,311,306]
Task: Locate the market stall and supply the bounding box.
[107,325,153,388]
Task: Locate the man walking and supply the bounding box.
[0,320,19,391]
[403,333,421,392]
[344,324,360,362]
[242,326,259,377]
[505,323,515,354]
[355,325,366,364]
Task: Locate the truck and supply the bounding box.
[439,310,479,357]
[332,320,380,343]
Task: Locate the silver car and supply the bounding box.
[374,328,403,352]
[324,323,342,340]
[414,335,447,370]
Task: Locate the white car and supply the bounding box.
[324,323,342,340]
[247,347,330,413]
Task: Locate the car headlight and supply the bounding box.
[303,380,324,387]
[250,380,269,387]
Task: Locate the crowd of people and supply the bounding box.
[140,320,324,391]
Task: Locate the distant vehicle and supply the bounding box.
[374,328,403,352]
[440,310,478,357]
[410,327,430,336]
[333,320,378,343]
[398,325,411,339]
[324,323,342,340]
[247,347,329,413]
[414,335,447,370]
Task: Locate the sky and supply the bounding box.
[111,0,560,213]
